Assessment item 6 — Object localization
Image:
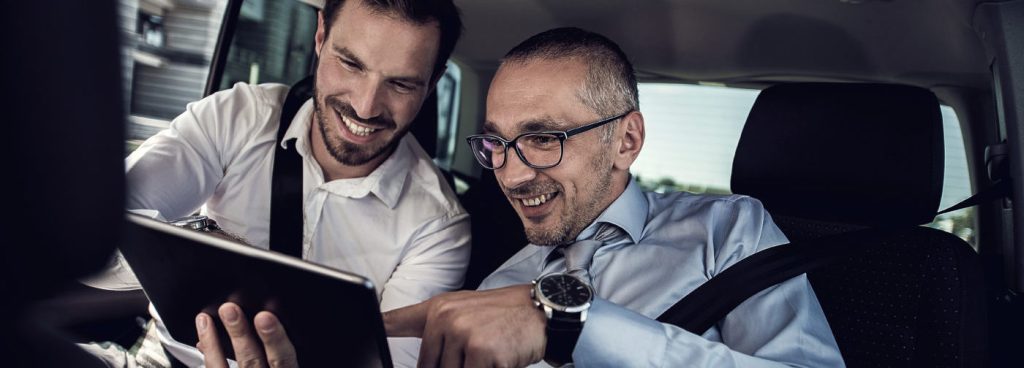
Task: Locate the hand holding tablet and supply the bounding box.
[119,213,393,367]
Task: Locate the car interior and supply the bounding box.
[10,0,1024,366]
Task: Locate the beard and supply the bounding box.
[312,88,407,166]
[510,152,614,246]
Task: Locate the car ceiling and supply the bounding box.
[452,0,993,90]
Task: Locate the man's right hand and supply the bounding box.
[383,285,548,368]
[195,302,299,368]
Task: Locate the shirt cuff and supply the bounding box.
[573,297,666,367]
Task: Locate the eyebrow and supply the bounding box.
[331,45,427,87]
[332,45,365,70]
[483,118,570,137]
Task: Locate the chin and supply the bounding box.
[524,222,572,246]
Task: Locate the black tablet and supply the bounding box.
[119,213,393,367]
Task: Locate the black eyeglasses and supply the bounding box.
[466,111,631,170]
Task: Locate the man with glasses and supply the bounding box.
[204,27,844,367]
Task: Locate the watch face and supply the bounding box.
[538,274,592,308]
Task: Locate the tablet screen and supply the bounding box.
[119,214,392,367]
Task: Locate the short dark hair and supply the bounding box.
[503,27,638,123]
[321,0,462,77]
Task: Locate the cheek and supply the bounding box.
[387,93,427,125]
[316,63,360,92]
[315,73,346,95]
[551,168,592,209]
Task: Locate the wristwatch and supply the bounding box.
[531,273,594,367]
[170,215,247,244]
[170,215,221,232]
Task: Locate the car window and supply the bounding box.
[434,60,462,171]
[631,83,976,247]
[120,0,229,153]
[213,0,318,91]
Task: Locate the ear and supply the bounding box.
[314,11,327,58]
[613,111,645,171]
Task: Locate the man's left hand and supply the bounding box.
[384,284,547,368]
[195,302,298,368]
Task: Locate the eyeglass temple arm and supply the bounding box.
[564,111,631,137]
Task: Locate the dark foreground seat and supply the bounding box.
[3,1,126,367]
[730,83,988,367]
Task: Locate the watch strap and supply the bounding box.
[544,310,583,367]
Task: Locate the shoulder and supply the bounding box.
[190,82,289,124]
[645,191,769,223]
[200,82,288,108]
[643,191,785,265]
[188,83,291,141]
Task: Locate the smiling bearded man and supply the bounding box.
[88,1,471,367]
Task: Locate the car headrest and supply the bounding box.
[730,83,944,227]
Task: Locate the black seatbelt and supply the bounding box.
[269,76,314,258]
[656,180,1011,335]
[937,179,1010,215]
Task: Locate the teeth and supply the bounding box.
[520,193,553,207]
[343,115,377,137]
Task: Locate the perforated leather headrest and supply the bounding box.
[731,83,944,227]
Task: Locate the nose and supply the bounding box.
[350,78,385,120]
[496,148,537,189]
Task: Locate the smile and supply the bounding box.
[341,114,378,137]
[520,192,556,207]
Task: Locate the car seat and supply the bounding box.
[730,83,988,367]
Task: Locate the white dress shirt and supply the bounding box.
[88,82,470,367]
[480,179,844,367]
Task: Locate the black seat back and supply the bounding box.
[459,169,527,290]
[731,83,987,367]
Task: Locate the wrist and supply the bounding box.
[531,273,593,367]
[170,215,249,245]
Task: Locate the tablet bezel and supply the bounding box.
[119,213,393,367]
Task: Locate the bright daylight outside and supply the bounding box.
[631,83,976,247]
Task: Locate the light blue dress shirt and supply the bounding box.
[479,179,845,367]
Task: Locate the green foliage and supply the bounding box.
[634,175,730,195]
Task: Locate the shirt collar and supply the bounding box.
[281,98,314,150]
[537,177,649,266]
[280,98,411,209]
[576,177,647,244]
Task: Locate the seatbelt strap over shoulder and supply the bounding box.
[269,76,314,258]
[655,179,1011,335]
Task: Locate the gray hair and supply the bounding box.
[502,27,638,140]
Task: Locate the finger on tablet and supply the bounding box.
[196,312,229,368]
[254,311,298,368]
[218,302,268,368]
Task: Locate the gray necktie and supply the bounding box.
[560,223,623,285]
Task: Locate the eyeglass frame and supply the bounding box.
[465,110,632,170]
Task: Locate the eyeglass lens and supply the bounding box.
[471,133,563,169]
